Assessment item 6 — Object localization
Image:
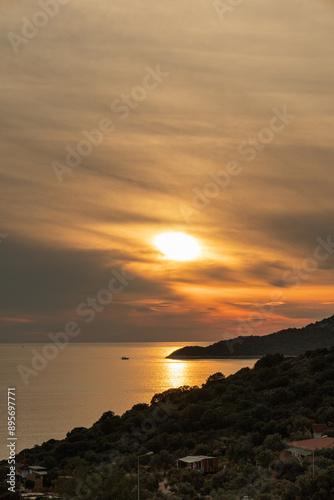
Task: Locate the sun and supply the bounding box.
[154,232,201,261]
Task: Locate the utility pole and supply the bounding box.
[137,452,154,500]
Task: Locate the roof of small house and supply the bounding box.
[286,437,334,452]
[312,423,329,433]
[27,465,47,476]
[287,447,312,457]
[21,495,58,499]
[178,455,215,463]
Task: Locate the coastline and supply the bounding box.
[166,355,261,360]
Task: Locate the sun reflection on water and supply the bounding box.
[165,360,190,388]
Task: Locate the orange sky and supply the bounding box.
[1,0,334,342]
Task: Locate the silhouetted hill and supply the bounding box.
[166,315,334,359]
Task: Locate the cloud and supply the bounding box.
[0,0,334,340]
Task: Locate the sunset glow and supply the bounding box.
[0,0,333,343]
[154,232,201,261]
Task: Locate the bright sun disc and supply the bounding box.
[154,232,201,261]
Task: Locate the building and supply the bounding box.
[311,423,329,438]
[286,437,334,458]
[17,464,48,492]
[26,466,48,491]
[178,455,218,473]
[21,495,58,499]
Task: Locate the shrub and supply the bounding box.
[255,354,285,370]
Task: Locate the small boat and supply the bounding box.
[121,357,129,360]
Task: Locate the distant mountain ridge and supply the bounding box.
[166,315,334,359]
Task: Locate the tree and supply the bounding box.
[255,353,284,369]
[255,446,275,467]
[151,451,175,475]
[227,435,254,462]
[205,372,225,385]
[263,433,285,452]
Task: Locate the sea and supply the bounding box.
[0,342,258,460]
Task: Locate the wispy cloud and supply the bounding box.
[1,0,334,341]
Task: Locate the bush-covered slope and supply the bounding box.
[2,348,334,499]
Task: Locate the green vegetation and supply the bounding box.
[2,347,334,499]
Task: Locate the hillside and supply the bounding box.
[2,347,334,499]
[166,315,334,359]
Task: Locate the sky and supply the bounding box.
[1,0,334,343]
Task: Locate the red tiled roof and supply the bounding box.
[286,437,334,452]
[312,423,329,433]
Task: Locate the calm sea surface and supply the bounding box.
[0,343,258,459]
